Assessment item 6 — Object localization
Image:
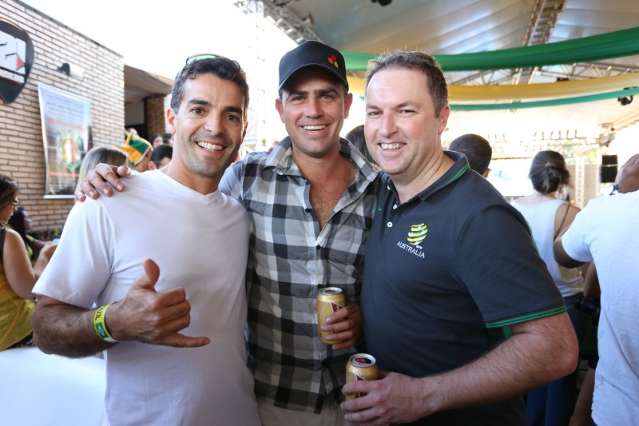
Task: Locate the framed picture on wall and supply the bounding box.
[37,83,91,198]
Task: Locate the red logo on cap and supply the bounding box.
[328,55,339,69]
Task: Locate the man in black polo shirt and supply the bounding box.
[341,51,578,425]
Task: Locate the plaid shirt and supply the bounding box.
[219,138,379,413]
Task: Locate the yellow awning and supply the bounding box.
[348,71,639,101]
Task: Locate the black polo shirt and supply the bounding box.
[361,152,565,426]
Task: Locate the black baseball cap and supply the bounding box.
[279,40,349,91]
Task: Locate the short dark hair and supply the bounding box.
[365,51,448,116]
[345,125,375,164]
[0,174,18,210]
[170,57,249,112]
[162,133,173,144]
[449,134,492,175]
[618,153,639,193]
[529,150,570,194]
[151,143,173,167]
[8,206,27,242]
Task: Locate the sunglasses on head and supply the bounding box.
[186,53,225,65]
[183,54,246,80]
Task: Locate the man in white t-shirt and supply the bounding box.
[32,56,260,426]
[554,154,639,426]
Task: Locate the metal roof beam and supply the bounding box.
[234,0,320,43]
[514,0,565,84]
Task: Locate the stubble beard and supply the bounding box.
[182,136,233,179]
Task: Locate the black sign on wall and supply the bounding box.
[0,19,34,104]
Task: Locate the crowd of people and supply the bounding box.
[1,40,636,426]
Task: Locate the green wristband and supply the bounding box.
[93,304,118,343]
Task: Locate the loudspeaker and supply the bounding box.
[600,155,618,183]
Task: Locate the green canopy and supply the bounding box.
[450,87,639,111]
[345,26,639,72]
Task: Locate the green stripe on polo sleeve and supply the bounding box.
[502,326,513,338]
[445,163,469,185]
[485,305,567,329]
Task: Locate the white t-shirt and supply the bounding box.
[561,190,639,426]
[34,170,260,426]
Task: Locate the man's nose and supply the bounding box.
[380,113,397,137]
[304,97,322,117]
[204,114,222,133]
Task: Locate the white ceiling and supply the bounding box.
[260,0,639,79]
[247,0,639,130]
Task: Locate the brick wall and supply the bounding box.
[0,0,124,231]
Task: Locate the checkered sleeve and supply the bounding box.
[219,158,245,200]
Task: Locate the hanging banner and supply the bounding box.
[38,84,91,198]
[0,19,34,103]
[348,72,639,100]
[344,26,639,72]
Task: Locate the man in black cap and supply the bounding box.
[219,40,377,425]
[77,41,377,425]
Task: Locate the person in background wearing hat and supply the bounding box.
[77,41,376,425]
[31,56,260,425]
[121,131,156,172]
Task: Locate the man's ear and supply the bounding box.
[437,105,450,135]
[275,98,285,123]
[343,92,354,119]
[166,107,177,133]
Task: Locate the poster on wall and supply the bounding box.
[38,83,91,198]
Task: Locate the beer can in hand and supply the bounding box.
[317,287,346,344]
[345,353,379,400]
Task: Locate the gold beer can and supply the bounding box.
[317,287,346,344]
[345,353,379,400]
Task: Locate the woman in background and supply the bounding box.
[512,150,585,426]
[0,175,55,351]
